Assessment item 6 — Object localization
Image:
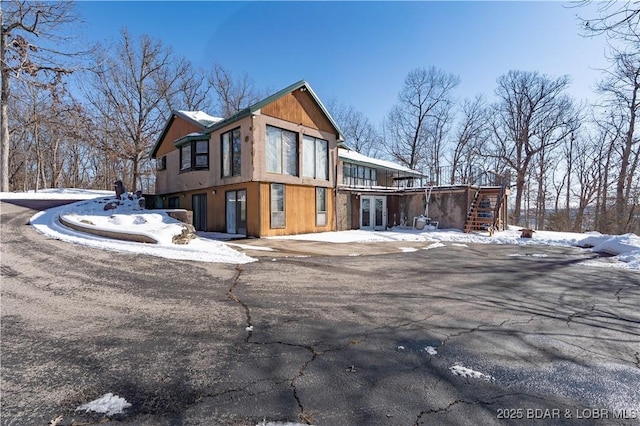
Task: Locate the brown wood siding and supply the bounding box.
[209,182,261,236]
[261,90,335,135]
[155,117,204,158]
[258,182,335,237]
[157,182,261,235]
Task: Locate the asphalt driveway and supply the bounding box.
[1,203,639,425]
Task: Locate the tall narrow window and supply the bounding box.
[180,144,192,171]
[266,125,298,176]
[222,127,242,177]
[316,187,327,226]
[270,183,285,228]
[303,135,328,180]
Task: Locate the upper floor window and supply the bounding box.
[266,125,298,176]
[180,140,209,171]
[156,156,166,171]
[303,136,328,180]
[342,163,377,187]
[221,127,242,177]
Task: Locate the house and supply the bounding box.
[151,80,345,237]
[151,79,510,238]
[336,148,426,230]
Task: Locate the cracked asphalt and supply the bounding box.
[2,203,640,426]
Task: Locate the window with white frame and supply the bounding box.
[316,187,327,226]
[266,125,298,176]
[303,135,328,180]
[221,127,242,177]
[270,183,285,229]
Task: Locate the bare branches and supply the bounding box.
[383,67,459,170]
[207,63,262,118]
[491,70,578,225]
[576,0,640,41]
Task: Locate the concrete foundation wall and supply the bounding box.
[399,189,470,230]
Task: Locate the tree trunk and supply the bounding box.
[1,18,10,192]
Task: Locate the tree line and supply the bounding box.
[1,0,638,234]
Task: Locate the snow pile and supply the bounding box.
[449,364,494,381]
[578,233,640,268]
[60,195,184,245]
[76,393,131,416]
[29,192,256,264]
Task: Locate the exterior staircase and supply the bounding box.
[463,186,507,235]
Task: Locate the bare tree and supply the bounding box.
[84,29,192,191]
[0,0,87,191]
[384,67,459,170]
[490,70,578,226]
[577,1,640,41]
[450,95,491,184]
[159,63,212,113]
[596,45,640,233]
[207,63,262,118]
[326,99,381,157]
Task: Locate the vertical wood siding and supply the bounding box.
[261,90,335,135]
[258,182,335,236]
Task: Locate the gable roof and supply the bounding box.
[151,110,223,158]
[338,148,424,177]
[202,80,345,143]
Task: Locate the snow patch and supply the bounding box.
[76,393,131,416]
[450,364,494,381]
[424,346,438,355]
[399,246,418,253]
[423,242,446,250]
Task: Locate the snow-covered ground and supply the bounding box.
[269,227,640,270]
[0,188,115,200]
[2,189,639,269]
[2,189,256,264]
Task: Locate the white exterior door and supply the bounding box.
[360,196,386,230]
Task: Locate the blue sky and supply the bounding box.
[76,1,610,125]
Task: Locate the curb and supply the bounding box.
[58,214,158,244]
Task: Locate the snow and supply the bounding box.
[450,364,494,381]
[338,147,422,175]
[270,227,640,270]
[22,191,256,264]
[76,393,131,416]
[3,188,639,269]
[0,188,114,200]
[177,110,223,127]
[424,346,438,355]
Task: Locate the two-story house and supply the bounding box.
[152,79,510,238]
[151,80,345,237]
